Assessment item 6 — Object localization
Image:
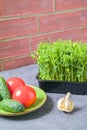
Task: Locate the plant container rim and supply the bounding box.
[36,75,87,95]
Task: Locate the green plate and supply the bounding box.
[0,85,47,116]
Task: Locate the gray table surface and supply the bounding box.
[0,64,87,130]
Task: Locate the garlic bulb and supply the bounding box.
[57,92,74,112]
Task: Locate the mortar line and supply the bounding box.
[0,8,87,21]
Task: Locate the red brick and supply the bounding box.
[40,10,87,33]
[0,38,30,60]
[0,62,2,71]
[0,17,38,39]
[31,29,81,50]
[56,0,87,10]
[0,0,53,17]
[81,28,87,42]
[4,56,35,70]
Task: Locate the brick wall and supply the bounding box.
[0,0,87,71]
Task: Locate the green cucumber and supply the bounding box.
[0,95,2,101]
[0,99,25,113]
[0,77,11,99]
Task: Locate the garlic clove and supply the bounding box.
[65,101,74,112]
[57,97,65,111]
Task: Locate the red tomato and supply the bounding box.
[7,77,25,94]
[12,85,36,108]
